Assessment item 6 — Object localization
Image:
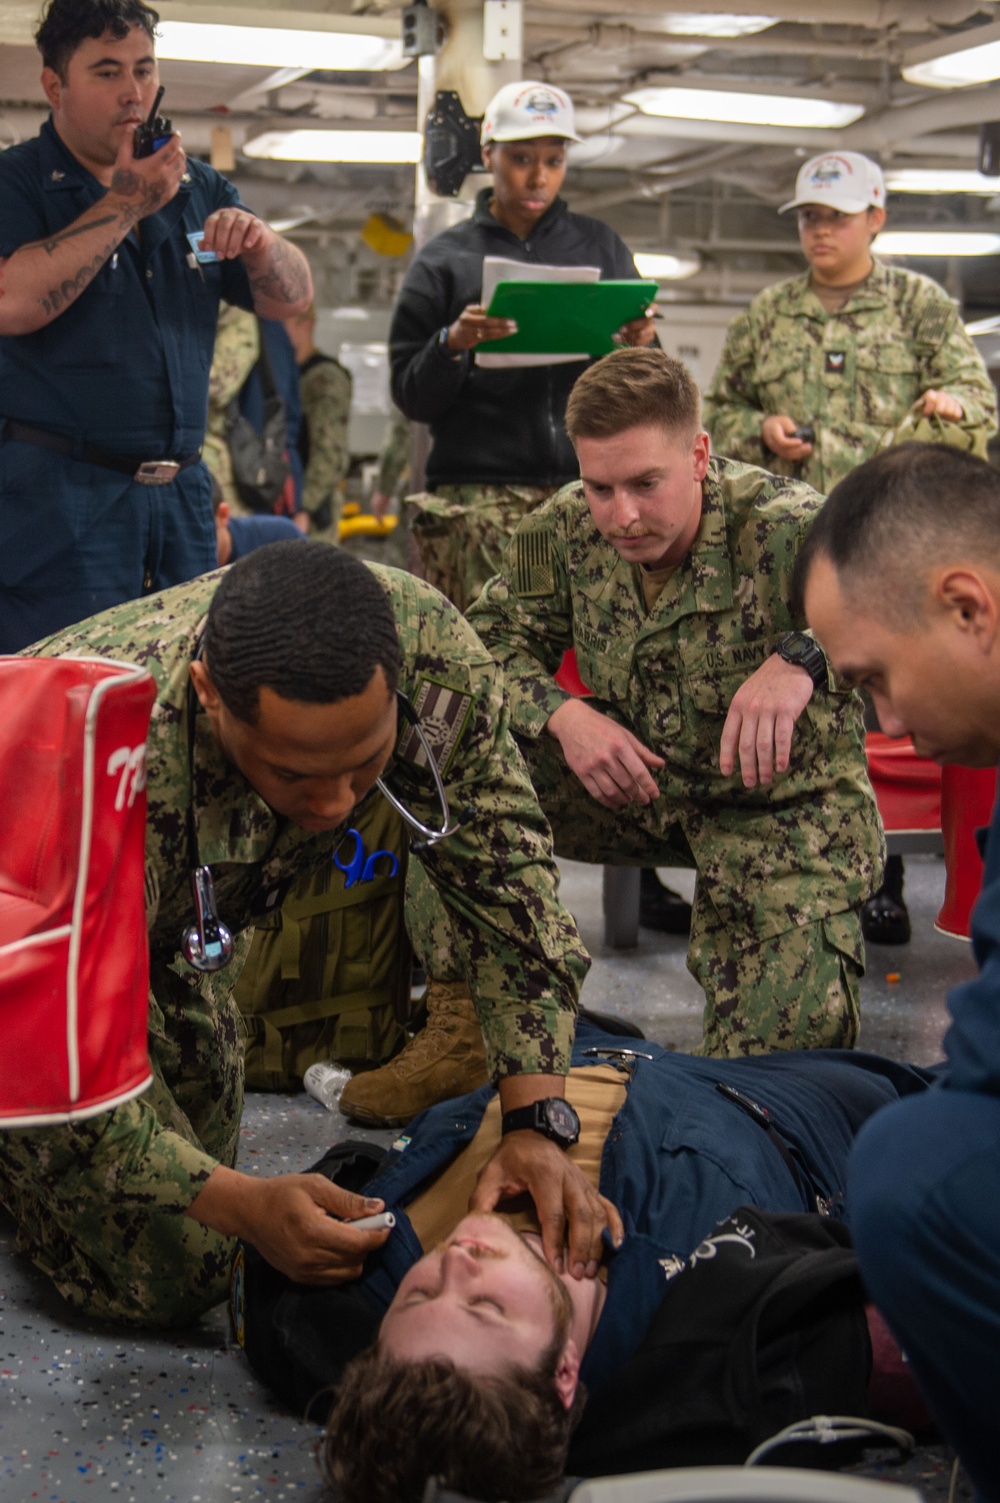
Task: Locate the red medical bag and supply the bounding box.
[0,656,156,1126]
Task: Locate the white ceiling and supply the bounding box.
[2,0,1000,312]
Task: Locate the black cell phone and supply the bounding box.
[132,86,173,158]
[792,423,815,444]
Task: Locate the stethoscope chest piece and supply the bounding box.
[182,865,235,973]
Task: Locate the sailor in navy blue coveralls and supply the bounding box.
[851,798,1000,1503]
[0,118,256,651]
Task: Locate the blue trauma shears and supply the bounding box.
[334,828,399,888]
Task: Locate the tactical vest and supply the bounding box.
[235,794,415,1089]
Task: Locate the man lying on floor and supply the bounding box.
[233,1023,934,1502]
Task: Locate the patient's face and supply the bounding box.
[379,1213,570,1376]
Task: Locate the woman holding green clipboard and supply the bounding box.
[389,80,656,616]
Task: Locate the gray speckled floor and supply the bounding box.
[0,855,978,1502]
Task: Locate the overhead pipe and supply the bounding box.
[572,144,750,213]
[522,0,996,28]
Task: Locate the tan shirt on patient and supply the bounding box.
[405,1064,628,1275]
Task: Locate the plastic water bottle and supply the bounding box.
[303,1061,352,1111]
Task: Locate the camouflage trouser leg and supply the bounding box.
[517,728,865,1056]
[405,857,465,983]
[691,906,862,1058]
[0,967,246,1327]
[407,485,557,614]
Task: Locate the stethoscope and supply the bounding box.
[181,660,467,973]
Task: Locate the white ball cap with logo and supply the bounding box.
[779,151,886,214]
[480,81,582,146]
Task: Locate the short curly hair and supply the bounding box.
[204,540,401,725]
[36,0,160,79]
[322,1344,585,1503]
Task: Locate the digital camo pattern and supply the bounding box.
[407,483,558,614]
[299,355,352,540]
[202,302,260,512]
[375,408,411,499]
[703,260,997,494]
[0,568,585,1323]
[469,456,885,1055]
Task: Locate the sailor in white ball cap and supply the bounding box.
[704,145,996,952]
[479,80,582,147]
[779,150,886,215]
[386,76,656,618]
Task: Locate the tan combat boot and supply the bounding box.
[338,980,489,1127]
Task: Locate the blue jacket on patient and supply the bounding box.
[354,1025,934,1395]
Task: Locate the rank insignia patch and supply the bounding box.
[825,350,846,373]
[397,679,473,776]
[514,527,554,597]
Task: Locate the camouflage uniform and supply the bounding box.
[298,353,353,542]
[202,303,260,512]
[467,457,885,1056]
[407,484,558,614]
[0,569,586,1326]
[704,260,997,493]
[375,408,411,500]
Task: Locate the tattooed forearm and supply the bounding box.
[247,238,311,307]
[109,168,166,224]
[39,214,119,257]
[36,242,118,320]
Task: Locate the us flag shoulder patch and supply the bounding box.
[514,525,555,598]
[397,678,474,776]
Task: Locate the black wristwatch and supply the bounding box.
[501,1097,581,1148]
[774,631,827,690]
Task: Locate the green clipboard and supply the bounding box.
[480,279,659,357]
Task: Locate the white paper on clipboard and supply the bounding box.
[476,256,600,369]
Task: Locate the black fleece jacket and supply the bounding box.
[389,188,641,489]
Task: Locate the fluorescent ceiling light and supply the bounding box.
[624,87,864,130]
[660,14,777,37]
[634,251,701,280]
[886,169,1000,195]
[156,20,403,71]
[902,21,1000,89]
[877,230,1000,257]
[245,130,422,164]
[965,313,1000,335]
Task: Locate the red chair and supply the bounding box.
[936,764,998,939]
[865,732,998,940]
[0,656,156,1126]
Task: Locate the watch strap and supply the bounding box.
[776,631,827,690]
[501,1098,580,1147]
[501,1102,545,1135]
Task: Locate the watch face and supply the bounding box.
[781,633,809,663]
[543,1098,580,1139]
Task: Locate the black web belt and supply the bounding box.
[4,419,201,487]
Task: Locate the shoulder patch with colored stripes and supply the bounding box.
[396,678,474,777]
[514,525,555,598]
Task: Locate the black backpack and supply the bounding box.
[225,320,291,513]
[568,1208,872,1477]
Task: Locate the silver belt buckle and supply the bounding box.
[134,459,181,486]
[579,1046,655,1061]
